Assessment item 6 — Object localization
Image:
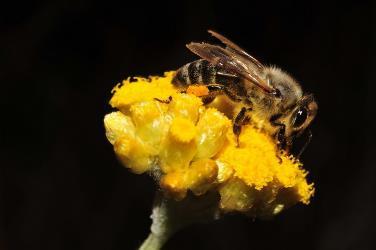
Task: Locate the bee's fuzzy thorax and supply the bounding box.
[263,66,303,107]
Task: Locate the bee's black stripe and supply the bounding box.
[173,63,190,86]
[188,61,200,84]
[196,60,203,83]
[174,68,187,86]
[215,72,231,86]
[201,60,216,84]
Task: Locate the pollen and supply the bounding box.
[109,72,176,112]
[104,72,315,217]
[187,85,209,97]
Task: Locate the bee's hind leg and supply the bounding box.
[202,84,226,104]
[202,95,216,105]
[203,84,243,104]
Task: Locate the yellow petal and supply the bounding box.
[194,108,231,160]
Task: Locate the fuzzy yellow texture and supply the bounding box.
[104,72,314,216]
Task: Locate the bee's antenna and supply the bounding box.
[297,129,312,159]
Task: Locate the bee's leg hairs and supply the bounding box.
[233,107,251,147]
[269,114,289,162]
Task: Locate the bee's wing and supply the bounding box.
[187,42,275,94]
[208,30,264,70]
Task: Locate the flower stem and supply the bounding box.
[139,191,220,250]
[139,232,166,250]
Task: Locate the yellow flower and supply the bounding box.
[104,72,314,217]
[169,117,197,143]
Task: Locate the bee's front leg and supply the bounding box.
[269,114,290,157]
[276,125,287,150]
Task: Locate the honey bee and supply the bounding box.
[172,30,317,155]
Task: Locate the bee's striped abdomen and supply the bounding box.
[173,59,217,87]
[173,59,245,103]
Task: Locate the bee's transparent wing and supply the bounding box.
[208,30,264,70]
[187,42,275,94]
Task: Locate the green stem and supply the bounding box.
[139,193,174,250]
[139,232,166,250]
[139,191,220,250]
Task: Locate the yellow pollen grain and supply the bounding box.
[187,85,209,97]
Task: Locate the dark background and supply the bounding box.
[1,1,375,249]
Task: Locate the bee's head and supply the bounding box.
[286,94,318,138]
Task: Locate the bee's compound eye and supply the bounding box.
[293,107,308,128]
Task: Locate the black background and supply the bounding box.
[1,1,375,249]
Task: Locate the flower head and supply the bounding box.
[104,72,314,217]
